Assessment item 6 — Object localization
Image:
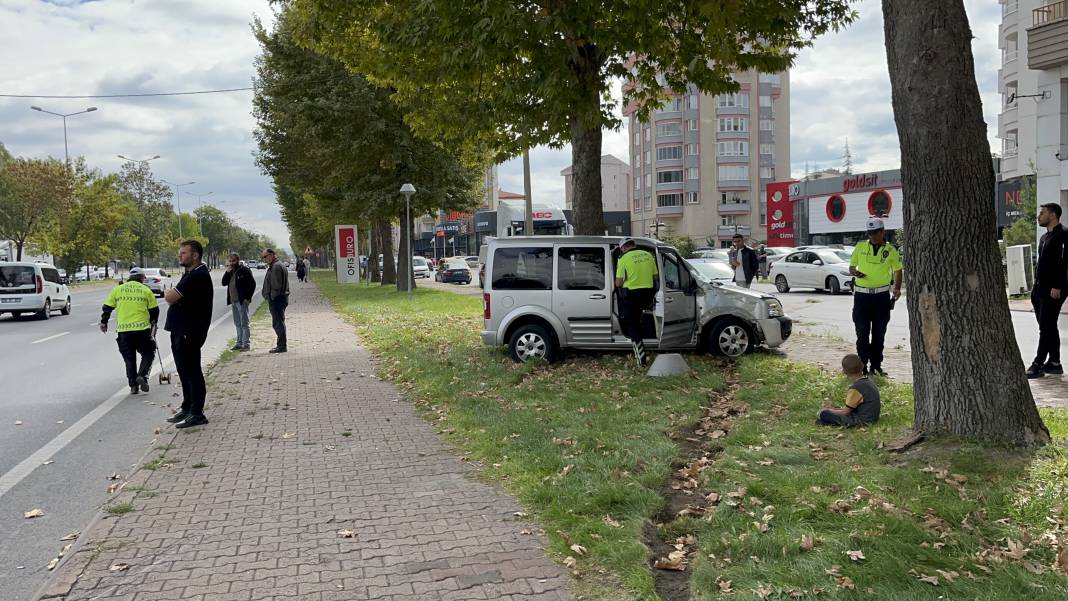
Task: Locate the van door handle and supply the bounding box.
[664,297,675,303]
[588,294,606,299]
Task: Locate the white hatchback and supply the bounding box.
[0,262,72,319]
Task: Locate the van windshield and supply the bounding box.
[0,266,35,288]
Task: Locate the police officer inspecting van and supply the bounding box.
[100,267,160,395]
[848,217,903,377]
[614,238,658,367]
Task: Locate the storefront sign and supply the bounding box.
[765,181,796,246]
[334,224,359,284]
[996,176,1030,227]
[842,173,879,193]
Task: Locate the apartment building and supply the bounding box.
[998,0,1041,184]
[561,154,632,212]
[624,69,790,247]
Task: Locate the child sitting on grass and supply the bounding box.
[817,354,881,427]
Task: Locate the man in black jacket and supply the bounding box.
[729,234,760,288]
[221,253,256,351]
[1028,203,1068,379]
[261,248,291,353]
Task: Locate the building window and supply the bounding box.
[825,195,846,223]
[687,191,699,204]
[716,93,749,108]
[687,143,699,156]
[720,193,748,205]
[634,195,641,211]
[644,150,651,164]
[721,214,740,226]
[687,167,699,180]
[717,117,748,132]
[760,166,775,179]
[644,128,651,142]
[644,196,652,211]
[758,72,781,85]
[644,173,651,187]
[717,141,749,157]
[718,165,750,181]
[657,170,684,184]
[688,94,699,109]
[759,95,772,107]
[633,132,640,146]
[759,119,773,131]
[657,193,683,207]
[760,200,767,225]
[1003,130,1018,156]
[656,145,683,160]
[633,172,641,190]
[656,122,682,137]
[759,143,774,155]
[868,190,893,218]
[687,119,699,131]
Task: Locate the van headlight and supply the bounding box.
[765,299,784,318]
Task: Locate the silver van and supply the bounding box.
[479,236,792,362]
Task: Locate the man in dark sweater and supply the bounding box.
[221,253,255,351]
[164,240,214,429]
[261,248,291,353]
[1027,203,1068,379]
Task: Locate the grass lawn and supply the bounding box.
[313,272,1068,601]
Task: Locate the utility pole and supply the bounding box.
[522,148,533,236]
[32,106,98,165]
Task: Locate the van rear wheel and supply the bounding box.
[38,299,52,320]
[508,324,557,363]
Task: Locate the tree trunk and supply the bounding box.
[369,222,381,283]
[569,57,606,236]
[377,219,396,286]
[395,206,416,292]
[882,0,1049,445]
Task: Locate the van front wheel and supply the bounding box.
[508,324,557,363]
[707,319,753,358]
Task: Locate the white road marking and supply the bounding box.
[0,309,235,499]
[31,332,70,344]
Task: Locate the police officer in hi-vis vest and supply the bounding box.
[848,217,903,377]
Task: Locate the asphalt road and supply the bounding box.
[0,268,268,601]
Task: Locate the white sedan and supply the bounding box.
[770,249,855,295]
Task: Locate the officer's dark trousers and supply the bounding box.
[171,334,206,416]
[619,288,655,344]
[1032,286,1066,366]
[269,294,289,350]
[116,329,154,387]
[853,290,891,370]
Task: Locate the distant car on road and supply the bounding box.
[0,262,72,320]
[140,268,174,297]
[57,268,69,284]
[770,250,855,295]
[464,255,480,268]
[412,256,431,279]
[435,260,472,284]
[764,247,796,265]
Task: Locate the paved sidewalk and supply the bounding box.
[46,282,568,601]
[779,332,1068,409]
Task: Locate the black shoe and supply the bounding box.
[175,414,209,429]
[166,410,190,424]
[1026,364,1045,379]
[871,367,888,378]
[269,347,287,353]
[231,345,243,351]
[240,345,250,351]
[136,375,149,393]
[862,366,869,376]
[1043,362,1064,375]
[130,385,139,395]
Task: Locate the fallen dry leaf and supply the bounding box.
[835,576,855,590]
[47,557,59,571]
[109,563,129,572]
[106,473,121,481]
[653,549,688,571]
[59,531,79,541]
[710,430,726,439]
[800,534,815,552]
[570,544,588,556]
[1004,539,1029,560]
[911,570,939,586]
[936,569,959,583]
[42,460,54,466]
[846,549,866,562]
[281,432,295,439]
[336,529,355,538]
[602,515,622,529]
[519,529,532,535]
[754,584,773,599]
[107,483,119,494]
[716,578,733,593]
[1053,549,1068,575]
[24,509,44,519]
[563,556,577,568]
[513,511,528,518]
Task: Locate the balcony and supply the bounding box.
[718,201,750,214]
[657,205,684,217]
[718,225,751,237]
[718,179,751,189]
[1004,0,1018,17]
[1029,1,1068,70]
[716,105,749,115]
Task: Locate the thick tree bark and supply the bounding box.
[377,219,396,286]
[569,50,606,236]
[369,221,381,283]
[882,0,1049,445]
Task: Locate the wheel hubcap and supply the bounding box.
[719,325,749,356]
[516,333,547,361]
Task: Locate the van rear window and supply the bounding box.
[0,266,35,288]
[491,247,552,290]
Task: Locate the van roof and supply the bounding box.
[2,262,53,269]
[485,235,665,247]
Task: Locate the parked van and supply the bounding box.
[0,262,72,320]
[480,236,791,362]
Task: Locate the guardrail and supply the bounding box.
[1034,0,1068,27]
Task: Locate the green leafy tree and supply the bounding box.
[0,157,74,260]
[288,0,855,234]
[61,175,136,274]
[117,161,174,267]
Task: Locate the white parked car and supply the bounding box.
[412,256,431,279]
[763,247,796,265]
[770,249,855,295]
[140,268,175,297]
[0,262,72,319]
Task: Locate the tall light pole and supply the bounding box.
[163,180,196,238]
[31,105,98,165]
[400,183,416,301]
[188,191,213,230]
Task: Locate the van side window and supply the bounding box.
[43,268,60,284]
[661,253,683,290]
[557,247,606,290]
[492,247,553,290]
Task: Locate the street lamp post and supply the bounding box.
[31,106,98,165]
[400,183,416,301]
[188,191,213,230]
[162,180,196,238]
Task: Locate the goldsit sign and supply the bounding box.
[334,225,359,284]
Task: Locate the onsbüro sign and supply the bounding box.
[334,224,359,284]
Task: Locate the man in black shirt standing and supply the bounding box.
[164,240,214,427]
[1028,203,1068,379]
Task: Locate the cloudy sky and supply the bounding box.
[2,0,1002,253]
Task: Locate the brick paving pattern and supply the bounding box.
[54,281,569,601]
[779,333,1068,409]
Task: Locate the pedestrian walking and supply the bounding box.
[99,267,159,395]
[261,248,291,353]
[1027,202,1067,379]
[728,234,759,288]
[296,258,307,283]
[848,217,903,377]
[164,240,214,429]
[757,244,769,280]
[221,253,255,351]
[614,238,658,367]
